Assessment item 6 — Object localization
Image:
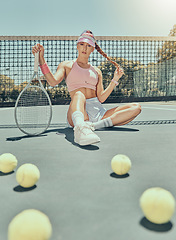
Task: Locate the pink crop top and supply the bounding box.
[65,61,98,92]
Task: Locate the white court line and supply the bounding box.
[142,106,176,111]
[0,108,13,111]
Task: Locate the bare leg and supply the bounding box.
[67,91,89,127]
[102,103,141,126]
[66,91,100,145]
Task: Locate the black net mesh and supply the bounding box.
[0,36,176,106]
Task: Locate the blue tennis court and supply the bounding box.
[0,101,176,240]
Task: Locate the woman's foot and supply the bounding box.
[73,123,100,146]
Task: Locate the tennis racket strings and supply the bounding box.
[15,52,52,135]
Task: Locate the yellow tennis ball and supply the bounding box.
[8,209,52,240]
[0,153,18,173]
[16,163,40,188]
[111,154,131,175]
[140,187,175,224]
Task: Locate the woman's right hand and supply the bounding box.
[32,43,45,65]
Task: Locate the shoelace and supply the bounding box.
[74,124,95,135]
[85,122,95,131]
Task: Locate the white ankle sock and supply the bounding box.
[72,111,85,127]
[93,117,113,130]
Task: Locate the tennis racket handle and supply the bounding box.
[34,52,39,72]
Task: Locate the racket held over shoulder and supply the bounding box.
[14,52,52,135]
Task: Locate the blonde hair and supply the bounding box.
[95,42,120,69]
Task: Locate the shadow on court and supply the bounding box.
[0,171,14,176]
[5,127,100,150]
[6,126,139,151]
[140,217,173,232]
[6,134,47,142]
[110,172,130,178]
[13,185,37,192]
[95,126,139,132]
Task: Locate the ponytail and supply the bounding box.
[95,42,120,69]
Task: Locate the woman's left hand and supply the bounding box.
[113,67,124,81]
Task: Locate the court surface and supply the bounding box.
[0,101,176,240]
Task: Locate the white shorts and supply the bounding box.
[67,97,107,127]
[85,97,107,122]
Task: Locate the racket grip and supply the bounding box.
[34,52,39,72]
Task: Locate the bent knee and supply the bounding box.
[131,103,142,115]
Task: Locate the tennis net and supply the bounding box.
[0,36,176,106]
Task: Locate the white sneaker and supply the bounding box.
[73,123,100,146]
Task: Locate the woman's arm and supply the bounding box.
[32,43,65,87]
[43,62,66,87]
[96,67,124,103]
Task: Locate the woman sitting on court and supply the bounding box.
[32,30,141,146]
